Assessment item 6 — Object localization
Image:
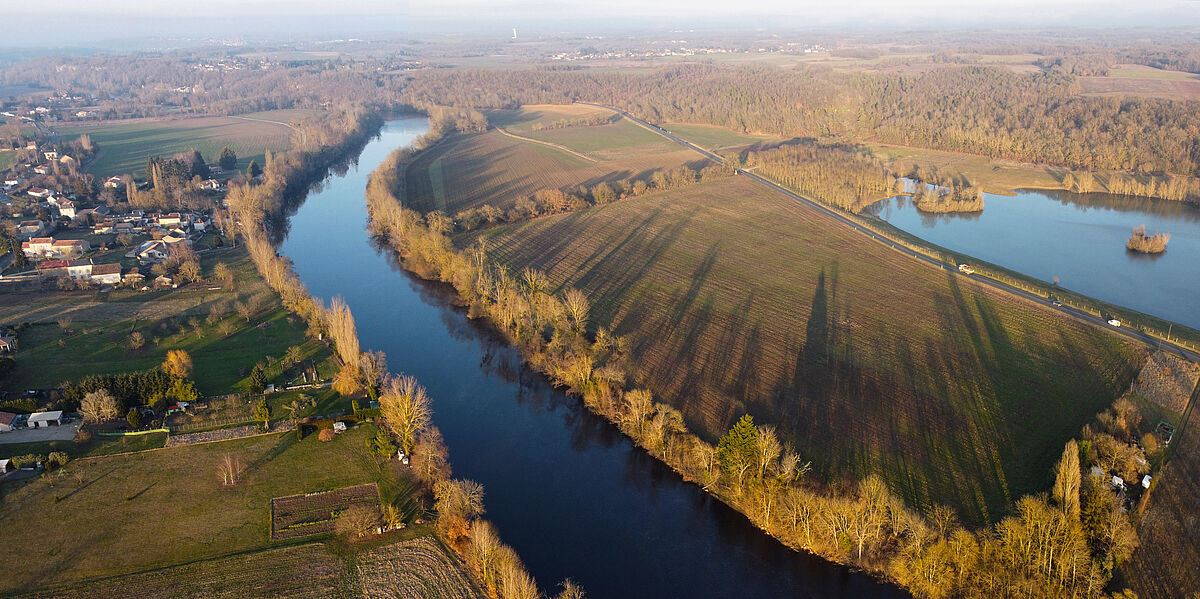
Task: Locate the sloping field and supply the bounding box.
[405,128,704,215]
[0,426,387,593]
[357,536,486,599]
[1121,393,1200,598]
[471,176,1143,523]
[12,543,351,599]
[56,110,305,177]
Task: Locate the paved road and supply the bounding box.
[580,102,1200,364]
[0,422,81,444]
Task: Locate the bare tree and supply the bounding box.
[80,389,121,423]
[379,374,432,453]
[217,454,244,486]
[336,504,379,538]
[561,287,590,333]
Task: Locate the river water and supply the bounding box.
[864,189,1200,330]
[277,118,906,597]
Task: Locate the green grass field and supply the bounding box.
[0,433,168,461]
[405,106,708,216]
[662,122,779,150]
[467,176,1143,523]
[55,109,316,178]
[0,247,335,395]
[0,424,416,594]
[0,151,16,172]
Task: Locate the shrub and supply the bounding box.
[46,452,69,470]
[318,428,335,442]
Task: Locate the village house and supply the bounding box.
[27,187,52,199]
[93,220,115,234]
[21,237,55,258]
[57,199,76,220]
[3,177,19,188]
[43,151,58,161]
[123,269,145,286]
[51,239,90,258]
[154,274,174,288]
[66,259,93,280]
[18,220,44,239]
[0,336,15,353]
[104,176,124,189]
[36,259,70,276]
[33,165,50,176]
[59,155,76,169]
[90,263,122,285]
[135,240,169,263]
[0,412,15,433]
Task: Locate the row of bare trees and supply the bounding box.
[228,106,561,597]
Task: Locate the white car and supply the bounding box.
[1107,319,1121,327]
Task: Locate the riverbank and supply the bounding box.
[223,108,552,598]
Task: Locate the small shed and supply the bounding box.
[0,459,11,473]
[27,411,63,428]
[1111,475,1125,489]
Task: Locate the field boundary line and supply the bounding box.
[494,126,598,162]
[228,114,299,133]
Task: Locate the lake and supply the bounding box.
[864,188,1200,330]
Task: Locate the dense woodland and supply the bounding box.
[402,63,1200,179]
[744,144,895,210]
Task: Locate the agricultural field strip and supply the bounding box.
[9,542,350,599]
[357,536,487,599]
[270,482,381,540]
[588,101,1200,363]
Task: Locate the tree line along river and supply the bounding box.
[277,117,908,598]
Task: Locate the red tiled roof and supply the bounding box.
[37,260,70,269]
[0,412,16,426]
[92,263,121,275]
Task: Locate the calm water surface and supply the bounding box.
[864,189,1200,329]
[278,118,907,598]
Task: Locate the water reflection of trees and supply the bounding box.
[1026,188,1200,222]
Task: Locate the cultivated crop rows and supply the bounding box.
[271,483,380,540]
[356,537,486,599]
[14,544,351,599]
[476,175,1142,523]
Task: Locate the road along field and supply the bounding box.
[404,106,708,216]
[56,109,316,177]
[467,175,1143,523]
[0,425,403,594]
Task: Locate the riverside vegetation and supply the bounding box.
[223,105,575,599]
[366,109,1153,598]
[1125,225,1171,254]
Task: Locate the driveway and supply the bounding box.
[0,422,81,444]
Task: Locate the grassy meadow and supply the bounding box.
[463,175,1143,523]
[0,247,336,395]
[405,106,706,215]
[0,424,420,595]
[662,122,779,150]
[55,109,319,178]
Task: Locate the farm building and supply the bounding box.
[27,411,63,428]
[0,336,15,353]
[52,239,90,258]
[27,187,51,198]
[0,411,16,432]
[66,259,93,280]
[17,220,44,239]
[91,263,122,285]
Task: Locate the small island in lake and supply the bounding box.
[1127,224,1171,254]
[913,184,985,213]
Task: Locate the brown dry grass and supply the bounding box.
[1121,403,1200,598]
[1133,350,1200,415]
[357,536,486,599]
[471,176,1143,523]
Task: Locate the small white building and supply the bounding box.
[1142,475,1152,489]
[91,263,122,285]
[27,411,63,428]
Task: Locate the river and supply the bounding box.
[277,117,906,597]
[863,188,1200,330]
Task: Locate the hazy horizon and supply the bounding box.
[4,0,1200,49]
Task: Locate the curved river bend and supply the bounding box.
[278,118,906,597]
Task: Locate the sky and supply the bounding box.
[4,0,1199,47]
